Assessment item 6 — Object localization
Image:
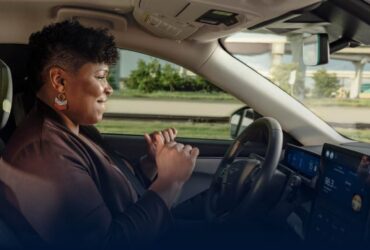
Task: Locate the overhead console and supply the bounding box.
[133,0,322,41]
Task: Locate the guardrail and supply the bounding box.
[103,112,370,129]
[103,112,230,123]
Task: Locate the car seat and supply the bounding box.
[0,57,45,249]
[0,45,35,145]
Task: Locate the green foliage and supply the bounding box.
[126,59,221,93]
[159,64,182,91]
[271,63,294,90]
[270,63,299,94]
[108,64,120,90]
[125,59,162,92]
[312,69,340,98]
[270,63,307,98]
[96,119,230,139]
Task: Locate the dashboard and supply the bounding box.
[280,143,370,245]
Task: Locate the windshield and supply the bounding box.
[223,31,370,143]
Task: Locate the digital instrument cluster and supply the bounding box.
[281,144,320,179]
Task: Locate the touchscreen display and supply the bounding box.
[309,144,370,244]
[282,145,319,178]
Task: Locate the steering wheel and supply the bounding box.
[205,117,283,223]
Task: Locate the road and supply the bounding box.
[310,106,370,124]
[106,99,370,124]
[106,99,244,118]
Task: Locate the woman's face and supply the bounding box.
[63,62,113,125]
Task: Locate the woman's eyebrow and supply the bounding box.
[95,68,109,73]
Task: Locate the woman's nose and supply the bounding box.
[105,83,113,96]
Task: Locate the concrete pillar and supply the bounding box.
[289,34,307,100]
[350,58,367,99]
[271,42,285,67]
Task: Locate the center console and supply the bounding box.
[308,143,370,244]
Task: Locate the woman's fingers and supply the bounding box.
[175,143,184,152]
[183,145,193,154]
[183,145,199,158]
[160,128,178,143]
[191,147,200,158]
[147,128,180,157]
[144,133,152,145]
[153,132,165,153]
[162,130,171,142]
[167,129,174,141]
[169,128,177,141]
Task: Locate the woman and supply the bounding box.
[2,20,199,249]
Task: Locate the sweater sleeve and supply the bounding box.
[2,145,173,249]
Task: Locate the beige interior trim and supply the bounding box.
[56,7,128,31]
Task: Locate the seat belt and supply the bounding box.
[80,126,146,197]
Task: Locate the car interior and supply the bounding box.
[1,0,370,248]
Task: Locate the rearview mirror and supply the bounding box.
[302,34,329,66]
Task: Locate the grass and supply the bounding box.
[96,120,370,143]
[303,98,370,107]
[96,119,231,140]
[336,128,370,143]
[111,89,240,102]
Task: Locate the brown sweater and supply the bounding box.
[1,100,172,249]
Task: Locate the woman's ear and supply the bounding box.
[49,66,66,93]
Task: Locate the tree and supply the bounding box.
[125,59,162,92]
[108,64,120,90]
[312,69,339,98]
[159,64,182,91]
[270,63,298,94]
[126,59,223,93]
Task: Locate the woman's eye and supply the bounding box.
[96,76,106,80]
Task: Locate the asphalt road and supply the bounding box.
[106,99,244,118]
[106,99,370,124]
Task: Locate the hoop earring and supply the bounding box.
[54,93,68,111]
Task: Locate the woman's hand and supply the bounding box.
[144,128,177,162]
[149,133,199,207]
[140,128,178,180]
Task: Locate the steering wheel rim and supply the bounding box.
[205,117,283,223]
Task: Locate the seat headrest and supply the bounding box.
[0,59,12,130]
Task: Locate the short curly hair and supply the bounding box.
[28,20,119,92]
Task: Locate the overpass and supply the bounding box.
[224,33,370,98]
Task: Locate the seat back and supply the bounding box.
[0,49,47,250]
[0,45,34,144]
[0,58,12,154]
[0,58,21,249]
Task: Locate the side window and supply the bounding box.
[96,49,243,140]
